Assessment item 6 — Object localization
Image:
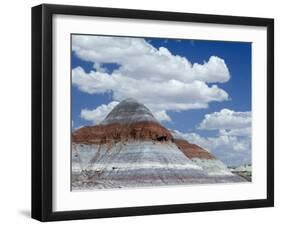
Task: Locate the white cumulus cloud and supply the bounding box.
[72,67,229,112]
[72,35,230,84]
[80,101,119,124]
[199,108,251,131]
[72,35,231,121]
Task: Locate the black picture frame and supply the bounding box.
[32,3,274,222]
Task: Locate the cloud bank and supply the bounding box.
[72,35,231,120]
[175,109,252,166]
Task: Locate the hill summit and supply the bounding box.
[102,98,157,125]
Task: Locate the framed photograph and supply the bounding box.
[32,4,274,221]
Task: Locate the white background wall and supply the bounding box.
[0,0,279,225]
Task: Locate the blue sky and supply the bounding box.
[71,35,252,166]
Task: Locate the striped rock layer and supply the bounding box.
[72,121,172,145]
[72,98,246,190]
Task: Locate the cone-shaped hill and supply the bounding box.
[72,98,246,190]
